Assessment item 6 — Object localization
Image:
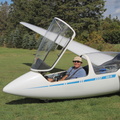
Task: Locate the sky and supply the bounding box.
[0,0,12,4]
[0,0,120,19]
[104,0,120,19]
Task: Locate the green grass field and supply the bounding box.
[0,47,120,120]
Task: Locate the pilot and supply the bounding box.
[48,56,86,82]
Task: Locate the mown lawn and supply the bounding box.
[0,47,120,120]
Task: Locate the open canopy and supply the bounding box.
[31,17,76,72]
[21,17,115,67]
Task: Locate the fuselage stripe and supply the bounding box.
[84,78,95,82]
[67,81,79,85]
[49,83,64,87]
[28,74,116,89]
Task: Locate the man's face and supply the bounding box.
[73,61,82,68]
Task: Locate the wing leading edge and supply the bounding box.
[20,21,99,55]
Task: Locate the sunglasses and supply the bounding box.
[73,61,81,63]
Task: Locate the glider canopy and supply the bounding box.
[31,17,76,72]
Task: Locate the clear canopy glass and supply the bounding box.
[31,17,75,72]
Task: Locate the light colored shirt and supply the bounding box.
[66,66,86,79]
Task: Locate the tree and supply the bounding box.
[0,35,4,46]
[85,31,105,50]
[0,2,10,35]
[53,0,106,35]
[1,0,106,48]
[101,17,120,44]
[22,33,30,49]
[9,0,106,34]
[5,28,22,48]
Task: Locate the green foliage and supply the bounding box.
[1,0,120,50]
[4,28,22,48]
[22,33,30,49]
[22,33,37,49]
[0,0,106,49]
[101,17,120,44]
[103,30,120,44]
[28,34,37,50]
[0,35,4,46]
[0,2,9,35]
[54,0,105,35]
[85,31,105,51]
[101,43,120,52]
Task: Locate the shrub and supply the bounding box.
[85,31,105,51]
[0,35,4,46]
[103,30,120,44]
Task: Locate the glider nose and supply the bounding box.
[3,71,47,96]
[3,84,15,94]
[3,78,27,95]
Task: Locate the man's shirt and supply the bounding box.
[66,66,86,79]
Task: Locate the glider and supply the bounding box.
[3,17,120,100]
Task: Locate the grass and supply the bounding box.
[113,44,120,52]
[103,44,120,52]
[0,47,120,120]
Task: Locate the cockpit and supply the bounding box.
[87,52,120,74]
[30,18,120,81]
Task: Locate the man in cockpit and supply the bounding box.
[48,56,86,82]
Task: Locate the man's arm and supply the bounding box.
[48,74,68,82]
[58,75,68,81]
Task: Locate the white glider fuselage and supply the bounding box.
[3,54,120,99]
[3,17,120,99]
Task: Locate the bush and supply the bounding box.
[4,28,22,48]
[103,30,120,44]
[0,35,4,46]
[28,35,37,50]
[22,33,37,49]
[85,31,105,51]
[22,33,30,49]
